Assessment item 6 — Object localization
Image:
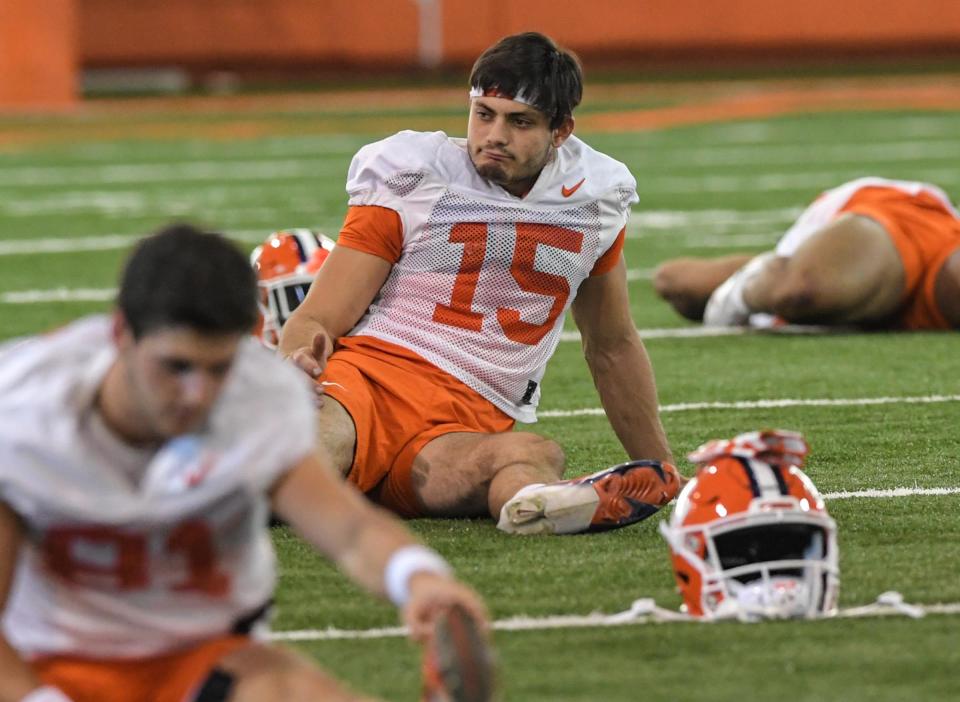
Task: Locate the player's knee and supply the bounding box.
[768,270,830,321]
[513,433,565,479]
[316,401,356,477]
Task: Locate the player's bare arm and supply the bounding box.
[0,503,47,702]
[269,451,488,641]
[279,244,392,377]
[571,255,674,465]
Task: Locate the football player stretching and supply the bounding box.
[0,225,493,702]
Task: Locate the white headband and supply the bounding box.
[469,85,535,107]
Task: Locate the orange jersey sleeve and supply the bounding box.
[590,227,625,276]
[336,205,404,264]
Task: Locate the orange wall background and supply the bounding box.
[78,0,420,66]
[4,0,960,108]
[77,0,960,67]
[442,0,960,61]
[0,0,76,108]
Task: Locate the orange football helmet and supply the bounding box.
[250,229,335,349]
[660,430,838,620]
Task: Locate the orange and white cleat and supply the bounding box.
[422,604,496,702]
[497,460,681,535]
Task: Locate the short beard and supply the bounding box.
[472,160,510,186]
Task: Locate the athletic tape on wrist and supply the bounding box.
[20,686,74,702]
[384,545,452,607]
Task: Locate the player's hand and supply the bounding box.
[285,333,332,406]
[403,572,490,643]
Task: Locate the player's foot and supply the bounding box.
[497,460,681,535]
[422,604,496,702]
[703,252,775,327]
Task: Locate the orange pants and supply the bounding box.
[32,635,249,702]
[320,336,515,517]
[841,187,960,329]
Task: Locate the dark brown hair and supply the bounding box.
[469,32,583,130]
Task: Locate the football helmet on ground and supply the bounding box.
[660,430,838,620]
[250,229,335,349]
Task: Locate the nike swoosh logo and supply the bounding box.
[561,178,585,198]
[186,454,217,488]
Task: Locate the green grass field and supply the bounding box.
[2,75,959,700]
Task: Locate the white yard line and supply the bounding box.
[0,235,141,255]
[560,326,823,342]
[629,207,800,230]
[540,394,960,418]
[267,598,960,642]
[0,288,117,303]
[688,116,960,143]
[0,158,347,188]
[0,229,283,256]
[618,140,960,168]
[646,168,960,194]
[823,486,960,500]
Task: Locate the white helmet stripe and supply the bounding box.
[750,459,787,497]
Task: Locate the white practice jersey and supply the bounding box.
[776,177,960,257]
[346,130,639,422]
[0,316,316,659]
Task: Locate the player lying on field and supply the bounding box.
[0,225,494,702]
[654,177,960,330]
[269,31,681,536]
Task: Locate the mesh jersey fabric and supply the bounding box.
[340,129,638,422]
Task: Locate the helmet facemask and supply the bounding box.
[662,506,839,621]
[249,229,334,350]
[256,271,316,349]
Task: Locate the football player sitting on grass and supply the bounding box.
[267,32,684,536]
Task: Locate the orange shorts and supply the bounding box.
[319,335,515,517]
[841,186,960,329]
[32,635,249,702]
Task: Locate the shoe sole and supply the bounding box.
[423,604,496,702]
[589,461,676,530]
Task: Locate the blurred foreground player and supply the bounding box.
[661,430,839,620]
[276,32,679,536]
[0,225,492,702]
[654,177,960,330]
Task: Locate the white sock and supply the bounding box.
[703,252,775,326]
